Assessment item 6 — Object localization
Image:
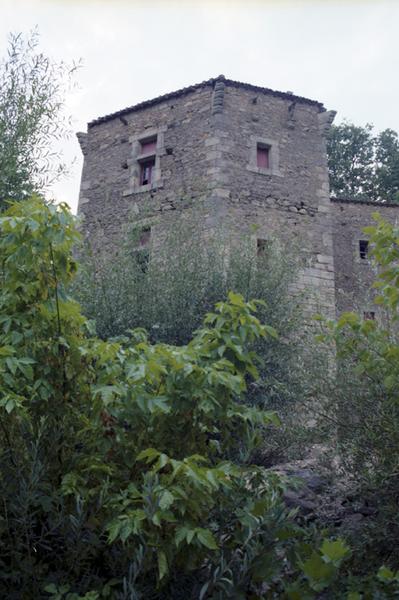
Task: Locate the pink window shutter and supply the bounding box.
[257,147,269,168]
[141,140,157,154]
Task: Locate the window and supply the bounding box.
[247,136,281,177]
[363,311,375,321]
[133,226,151,273]
[139,226,151,247]
[135,248,149,273]
[359,240,369,259]
[140,137,157,155]
[257,238,268,257]
[257,145,270,169]
[123,127,166,196]
[140,158,155,186]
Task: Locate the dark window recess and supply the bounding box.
[135,248,149,273]
[364,311,375,321]
[140,158,155,185]
[257,238,269,256]
[139,226,151,247]
[359,240,369,259]
[257,145,270,169]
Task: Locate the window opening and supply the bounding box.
[257,238,269,257]
[257,145,270,169]
[139,226,151,247]
[359,240,369,259]
[363,311,375,321]
[140,158,155,186]
[136,248,149,273]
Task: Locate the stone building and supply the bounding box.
[77,75,399,320]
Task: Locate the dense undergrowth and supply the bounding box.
[0,198,398,598]
[74,218,325,465]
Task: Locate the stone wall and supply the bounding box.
[77,76,399,322]
[202,82,336,318]
[331,198,399,316]
[77,82,218,250]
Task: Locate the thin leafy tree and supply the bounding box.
[0,29,79,208]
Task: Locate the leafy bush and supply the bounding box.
[316,213,399,573]
[1,199,397,598]
[319,214,399,487]
[0,198,307,597]
[74,217,325,464]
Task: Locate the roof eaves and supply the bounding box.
[87,75,324,129]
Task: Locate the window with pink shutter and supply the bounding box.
[257,145,270,169]
[141,138,157,155]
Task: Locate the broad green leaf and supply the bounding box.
[158,550,168,580]
[320,538,350,565]
[196,528,218,550]
[159,490,174,510]
[377,565,395,582]
[302,552,335,591]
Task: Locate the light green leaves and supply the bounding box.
[300,538,350,592]
[158,550,168,580]
[320,539,351,566]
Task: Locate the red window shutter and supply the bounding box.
[141,140,157,154]
[257,147,269,168]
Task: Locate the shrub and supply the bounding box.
[316,213,399,571]
[74,217,326,464]
[0,197,307,597]
[6,198,397,598]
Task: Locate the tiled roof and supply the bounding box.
[88,75,325,128]
[331,196,399,208]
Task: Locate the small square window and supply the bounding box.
[359,240,369,259]
[363,311,375,321]
[257,145,270,169]
[140,158,155,186]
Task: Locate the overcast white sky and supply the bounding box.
[2,0,399,213]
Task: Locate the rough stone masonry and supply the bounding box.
[77,75,399,320]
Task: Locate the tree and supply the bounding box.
[327,121,399,203]
[375,128,399,203]
[327,122,376,199]
[0,197,395,598]
[0,30,77,209]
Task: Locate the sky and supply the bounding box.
[1,0,399,213]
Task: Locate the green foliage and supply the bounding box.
[328,121,399,203]
[0,30,78,208]
[316,213,399,578]
[0,197,296,596]
[1,198,397,597]
[74,217,324,464]
[328,121,375,199]
[318,214,399,489]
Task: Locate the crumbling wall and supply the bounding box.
[331,198,399,317]
[77,77,339,319]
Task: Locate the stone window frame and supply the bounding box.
[247,135,281,177]
[123,126,167,196]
